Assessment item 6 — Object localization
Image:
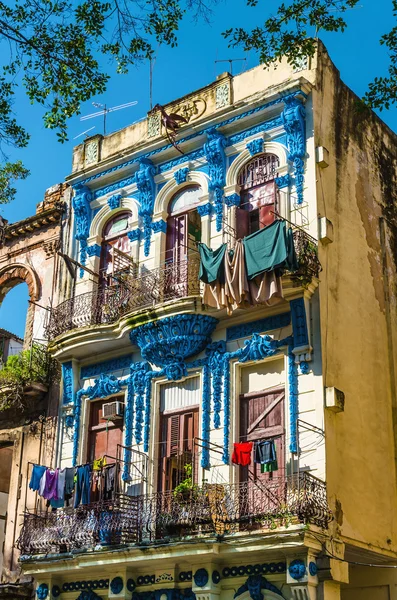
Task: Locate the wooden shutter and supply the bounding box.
[236,207,250,239]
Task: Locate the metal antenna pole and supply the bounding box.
[103,104,107,136]
[215,58,246,76]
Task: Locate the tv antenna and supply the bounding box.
[80,101,138,135]
[73,126,96,140]
[215,58,247,76]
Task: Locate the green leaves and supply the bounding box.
[0,161,30,205]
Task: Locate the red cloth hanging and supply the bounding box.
[231,442,253,466]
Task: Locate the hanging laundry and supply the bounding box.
[104,464,116,501]
[74,465,91,507]
[39,469,47,496]
[198,243,227,283]
[42,469,59,501]
[243,220,298,279]
[93,456,107,471]
[64,467,75,507]
[231,442,253,467]
[255,440,278,473]
[29,465,46,492]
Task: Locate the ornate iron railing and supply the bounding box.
[292,228,321,283]
[18,473,331,556]
[47,256,200,340]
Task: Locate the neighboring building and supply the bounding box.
[17,41,397,600]
[0,184,70,598]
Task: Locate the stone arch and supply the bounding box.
[226,141,288,188]
[89,197,139,239]
[0,263,40,303]
[0,263,41,345]
[154,171,209,216]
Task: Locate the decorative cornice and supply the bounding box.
[86,244,101,258]
[152,219,167,234]
[127,228,142,242]
[224,193,240,207]
[107,193,122,210]
[197,202,213,216]
[4,205,64,242]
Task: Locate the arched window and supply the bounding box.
[166,186,202,264]
[100,211,131,285]
[237,153,280,238]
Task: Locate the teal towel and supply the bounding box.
[198,243,227,283]
[243,220,298,280]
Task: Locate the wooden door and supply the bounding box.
[158,408,199,493]
[87,398,124,463]
[239,387,285,484]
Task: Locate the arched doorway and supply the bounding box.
[165,186,202,298]
[237,153,280,238]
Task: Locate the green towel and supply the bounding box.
[243,220,298,280]
[198,243,227,283]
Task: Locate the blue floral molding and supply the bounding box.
[288,348,299,454]
[275,174,291,189]
[193,568,209,588]
[308,561,318,576]
[72,184,92,277]
[128,228,142,242]
[290,297,309,347]
[281,96,306,204]
[152,220,167,234]
[226,312,291,341]
[62,362,73,405]
[110,577,124,594]
[130,314,218,381]
[73,374,127,464]
[81,354,133,379]
[36,583,48,600]
[288,559,306,580]
[224,193,240,207]
[197,203,213,217]
[86,244,101,258]
[204,128,227,232]
[234,575,282,599]
[107,193,122,210]
[246,138,264,157]
[136,158,156,256]
[174,167,189,184]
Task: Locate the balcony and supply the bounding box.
[47,229,320,342]
[18,473,331,557]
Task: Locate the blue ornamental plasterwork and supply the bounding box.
[237,333,292,363]
[288,349,299,454]
[224,193,240,207]
[222,563,285,578]
[206,341,226,429]
[72,184,92,277]
[130,315,218,382]
[290,297,309,347]
[136,158,156,257]
[288,559,306,580]
[86,244,101,258]
[36,583,48,600]
[281,96,306,204]
[212,571,221,585]
[127,579,137,592]
[76,592,102,600]
[194,568,209,588]
[62,580,109,592]
[52,586,61,598]
[309,561,318,576]
[201,362,211,468]
[197,203,213,217]
[107,193,122,210]
[81,354,133,378]
[234,575,282,599]
[204,128,227,232]
[128,228,142,242]
[62,362,73,405]
[152,220,167,234]
[246,138,264,157]
[72,374,126,465]
[275,174,291,189]
[132,589,196,600]
[174,167,189,185]
[226,312,291,341]
[110,577,124,594]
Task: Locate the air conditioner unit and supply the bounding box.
[102,401,124,420]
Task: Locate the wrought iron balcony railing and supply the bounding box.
[47,256,200,340]
[18,473,331,556]
[47,230,320,342]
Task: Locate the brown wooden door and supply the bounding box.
[158,408,199,493]
[239,388,285,484]
[87,398,124,463]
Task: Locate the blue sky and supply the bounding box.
[0,0,396,339]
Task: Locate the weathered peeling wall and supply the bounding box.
[313,42,397,557]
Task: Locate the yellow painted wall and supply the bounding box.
[313,43,397,556]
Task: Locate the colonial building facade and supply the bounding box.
[17,42,397,600]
